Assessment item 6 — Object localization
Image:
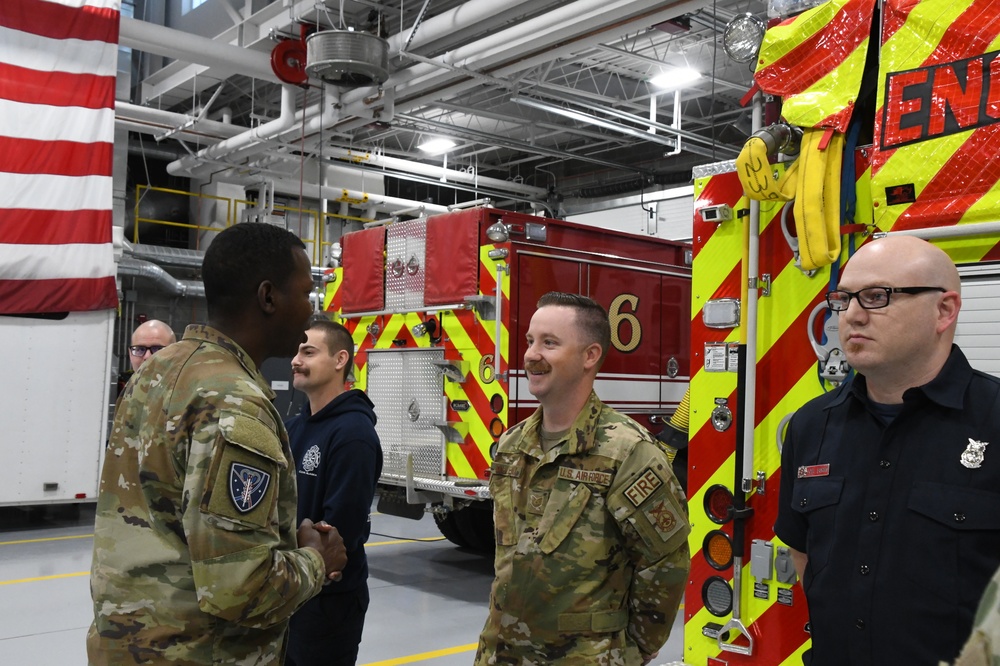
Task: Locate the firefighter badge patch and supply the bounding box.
[230,463,271,513]
[960,438,988,469]
[645,499,680,541]
[301,445,321,474]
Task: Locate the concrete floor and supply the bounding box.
[0,502,685,665]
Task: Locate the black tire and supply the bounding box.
[454,503,495,553]
[434,510,472,548]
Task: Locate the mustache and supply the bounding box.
[524,361,551,373]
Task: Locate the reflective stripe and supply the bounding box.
[755,0,875,131]
[871,0,1000,234]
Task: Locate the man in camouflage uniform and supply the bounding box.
[476,292,691,666]
[949,565,1000,666]
[88,223,347,665]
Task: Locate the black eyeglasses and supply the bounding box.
[129,345,166,357]
[826,286,946,311]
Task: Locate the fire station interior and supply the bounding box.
[3,0,767,662]
[11,0,1000,665]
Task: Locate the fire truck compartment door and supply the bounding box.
[366,348,447,480]
[341,226,386,313]
[425,209,480,306]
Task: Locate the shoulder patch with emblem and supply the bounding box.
[644,498,682,541]
[624,467,662,506]
[229,462,271,513]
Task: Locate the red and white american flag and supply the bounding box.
[0,0,120,314]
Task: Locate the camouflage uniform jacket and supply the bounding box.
[88,325,326,665]
[476,391,691,665]
[948,564,1000,666]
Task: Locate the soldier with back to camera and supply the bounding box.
[88,223,347,665]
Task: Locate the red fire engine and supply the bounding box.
[323,206,692,549]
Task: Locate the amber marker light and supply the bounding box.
[703,529,734,570]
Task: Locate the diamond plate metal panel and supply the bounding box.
[366,348,445,479]
[385,221,408,311]
[404,217,426,310]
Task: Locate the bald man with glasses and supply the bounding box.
[775,235,1000,666]
[128,319,176,372]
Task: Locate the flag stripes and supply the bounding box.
[0,0,119,314]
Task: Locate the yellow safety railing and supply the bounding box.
[134,185,379,265]
[133,185,235,249]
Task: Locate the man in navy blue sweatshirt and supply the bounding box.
[286,318,383,666]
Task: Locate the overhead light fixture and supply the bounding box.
[723,13,766,64]
[417,138,456,155]
[650,67,702,90]
[305,29,390,88]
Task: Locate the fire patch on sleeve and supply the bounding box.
[623,467,662,507]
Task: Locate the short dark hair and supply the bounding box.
[308,317,355,382]
[202,223,307,319]
[536,291,611,366]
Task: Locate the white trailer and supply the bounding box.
[0,309,115,506]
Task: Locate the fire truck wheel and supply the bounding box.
[454,502,496,553]
[434,511,472,549]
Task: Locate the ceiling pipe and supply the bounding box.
[512,95,735,159]
[134,0,541,107]
[167,85,306,177]
[252,150,537,208]
[142,0,706,193]
[318,147,546,198]
[116,101,245,141]
[262,0,695,176]
[381,0,541,56]
[119,16,281,85]
[224,173,450,217]
[335,0,705,118]
[120,95,541,201]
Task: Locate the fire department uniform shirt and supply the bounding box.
[775,346,1000,666]
[476,391,691,665]
[88,325,326,665]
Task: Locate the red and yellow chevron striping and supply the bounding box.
[686,168,836,665]
[871,0,1000,244]
[323,244,511,484]
[755,0,875,131]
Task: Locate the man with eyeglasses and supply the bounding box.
[127,319,176,371]
[774,235,1000,666]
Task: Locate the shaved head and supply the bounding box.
[131,319,176,346]
[845,236,960,295]
[130,320,176,371]
[837,235,962,402]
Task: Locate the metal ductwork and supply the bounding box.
[305,30,389,88]
[118,256,205,299]
[123,240,205,269]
